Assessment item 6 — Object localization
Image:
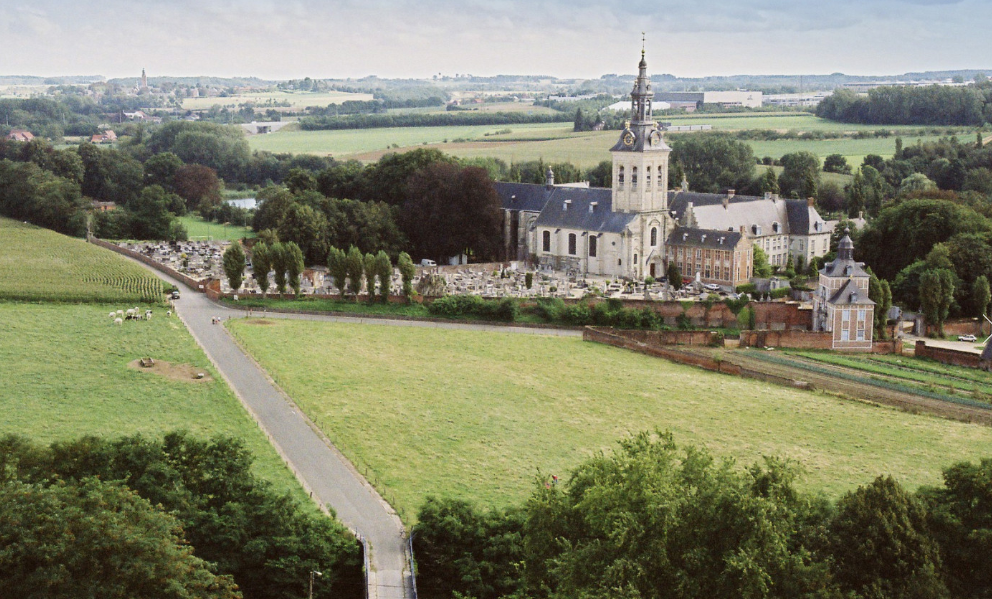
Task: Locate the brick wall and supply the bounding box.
[915,341,986,369]
[585,326,720,347]
[89,236,212,292]
[739,330,834,349]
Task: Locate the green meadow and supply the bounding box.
[228,318,992,520]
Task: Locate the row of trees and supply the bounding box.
[299,111,572,131]
[0,432,363,599]
[414,431,992,599]
[817,83,992,126]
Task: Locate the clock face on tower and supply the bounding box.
[623,132,634,147]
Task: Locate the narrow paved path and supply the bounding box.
[139,269,412,599]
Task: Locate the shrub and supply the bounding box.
[561,303,592,326]
[534,297,566,321]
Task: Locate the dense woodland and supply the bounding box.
[413,431,992,599]
[0,432,363,599]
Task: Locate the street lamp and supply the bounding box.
[309,570,322,599]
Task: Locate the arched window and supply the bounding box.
[631,166,638,189]
[568,234,577,255]
[772,221,780,234]
[542,230,551,252]
[650,227,658,246]
[645,165,652,188]
[618,166,625,188]
[589,236,597,257]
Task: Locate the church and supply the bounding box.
[495,48,831,289]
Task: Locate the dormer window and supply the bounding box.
[814,221,823,232]
[772,222,781,234]
[563,200,571,211]
[752,225,761,236]
[589,202,598,213]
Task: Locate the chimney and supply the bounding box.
[807,196,815,207]
[545,167,555,189]
[740,225,746,235]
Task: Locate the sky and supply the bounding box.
[1,0,989,80]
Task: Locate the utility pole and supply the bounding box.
[309,570,322,599]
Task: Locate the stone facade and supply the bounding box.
[812,232,875,350]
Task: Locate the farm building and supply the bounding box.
[6,129,34,142]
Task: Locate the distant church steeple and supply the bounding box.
[140,68,148,91]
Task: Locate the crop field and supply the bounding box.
[179,215,255,241]
[387,102,559,116]
[252,110,959,169]
[247,122,574,157]
[0,218,163,303]
[227,318,992,520]
[182,90,374,111]
[0,302,304,496]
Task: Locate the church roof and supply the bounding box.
[828,278,874,306]
[495,182,553,213]
[667,226,744,249]
[533,187,637,234]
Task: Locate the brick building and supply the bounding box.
[812,231,874,350]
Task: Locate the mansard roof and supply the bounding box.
[668,191,826,236]
[534,187,637,234]
[667,226,745,250]
[828,278,874,306]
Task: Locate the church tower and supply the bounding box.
[610,42,671,214]
[140,68,148,91]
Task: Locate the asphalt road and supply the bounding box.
[147,272,412,599]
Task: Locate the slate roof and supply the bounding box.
[828,278,874,306]
[609,125,673,153]
[667,226,744,249]
[667,191,826,236]
[821,257,870,279]
[533,187,637,234]
[494,182,554,213]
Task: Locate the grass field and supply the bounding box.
[249,111,960,169]
[179,215,255,241]
[182,90,374,111]
[0,218,163,303]
[227,319,992,520]
[0,302,304,497]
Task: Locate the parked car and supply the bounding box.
[703,283,721,292]
[170,290,181,300]
[958,334,977,342]
[420,259,437,267]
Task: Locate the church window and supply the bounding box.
[589,236,597,257]
[634,254,638,265]
[542,230,551,252]
[631,167,638,189]
[618,166,625,189]
[646,166,652,188]
[650,227,658,246]
[568,234,576,255]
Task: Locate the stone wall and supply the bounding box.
[739,330,834,350]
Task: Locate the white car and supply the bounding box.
[420,259,437,267]
[958,334,977,342]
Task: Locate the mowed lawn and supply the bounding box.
[0,302,304,496]
[179,215,255,241]
[228,319,992,519]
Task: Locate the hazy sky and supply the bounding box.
[2,0,989,80]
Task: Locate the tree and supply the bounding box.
[573,107,585,132]
[868,268,893,339]
[0,477,240,599]
[667,263,682,291]
[374,251,392,302]
[397,251,415,299]
[269,242,287,295]
[920,269,956,337]
[823,153,851,174]
[753,244,772,277]
[778,151,820,199]
[222,241,246,292]
[143,151,184,191]
[284,241,305,297]
[899,173,938,196]
[360,148,455,206]
[848,165,891,217]
[174,164,222,214]
[127,184,179,240]
[363,252,376,297]
[816,181,845,213]
[669,135,756,194]
[344,245,365,297]
[284,167,317,194]
[828,476,948,599]
[252,241,271,296]
[327,247,348,295]
[972,275,990,318]
[402,163,503,262]
[756,167,779,195]
[277,202,328,265]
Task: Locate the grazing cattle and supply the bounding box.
[114,318,123,326]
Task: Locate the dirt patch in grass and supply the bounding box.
[128,359,213,382]
[244,318,276,325]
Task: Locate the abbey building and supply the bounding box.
[496,49,831,289]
